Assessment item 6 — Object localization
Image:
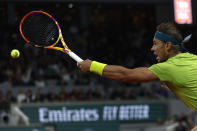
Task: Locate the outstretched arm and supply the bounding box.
[103,65,158,82]
[78,59,159,83]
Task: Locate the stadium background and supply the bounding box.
[0,0,197,131]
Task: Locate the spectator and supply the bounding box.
[5,90,16,103]
[0,100,29,126]
[58,88,69,101]
[24,90,35,103]
[16,90,26,103]
[46,91,58,102]
[34,88,46,102]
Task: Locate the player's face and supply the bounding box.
[151,38,168,62]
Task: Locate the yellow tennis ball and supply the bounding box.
[11,49,20,58]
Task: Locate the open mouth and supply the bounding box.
[156,56,159,61]
[154,53,159,61]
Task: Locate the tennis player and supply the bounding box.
[78,22,197,113]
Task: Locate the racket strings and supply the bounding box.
[21,13,59,47]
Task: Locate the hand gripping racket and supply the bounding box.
[19,10,83,63]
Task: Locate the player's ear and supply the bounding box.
[165,42,173,51]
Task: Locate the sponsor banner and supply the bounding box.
[21,102,166,124]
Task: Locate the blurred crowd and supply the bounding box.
[0,82,170,103]
[0,2,196,103]
[156,113,196,131]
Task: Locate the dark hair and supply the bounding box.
[157,22,186,52]
[157,22,183,43]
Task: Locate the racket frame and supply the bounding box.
[20,10,83,62]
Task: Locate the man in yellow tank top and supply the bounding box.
[78,23,197,113]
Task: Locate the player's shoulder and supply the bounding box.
[166,53,197,66]
[149,61,171,70]
[175,52,197,59]
[172,53,197,62]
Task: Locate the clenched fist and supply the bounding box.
[78,59,92,73]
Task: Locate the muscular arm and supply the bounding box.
[78,59,159,83]
[103,65,158,82]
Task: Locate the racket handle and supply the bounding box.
[68,51,83,63]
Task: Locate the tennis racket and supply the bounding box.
[19,10,83,63]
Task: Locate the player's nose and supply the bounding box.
[151,46,154,51]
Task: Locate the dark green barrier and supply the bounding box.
[0,125,44,131]
[21,101,166,131]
